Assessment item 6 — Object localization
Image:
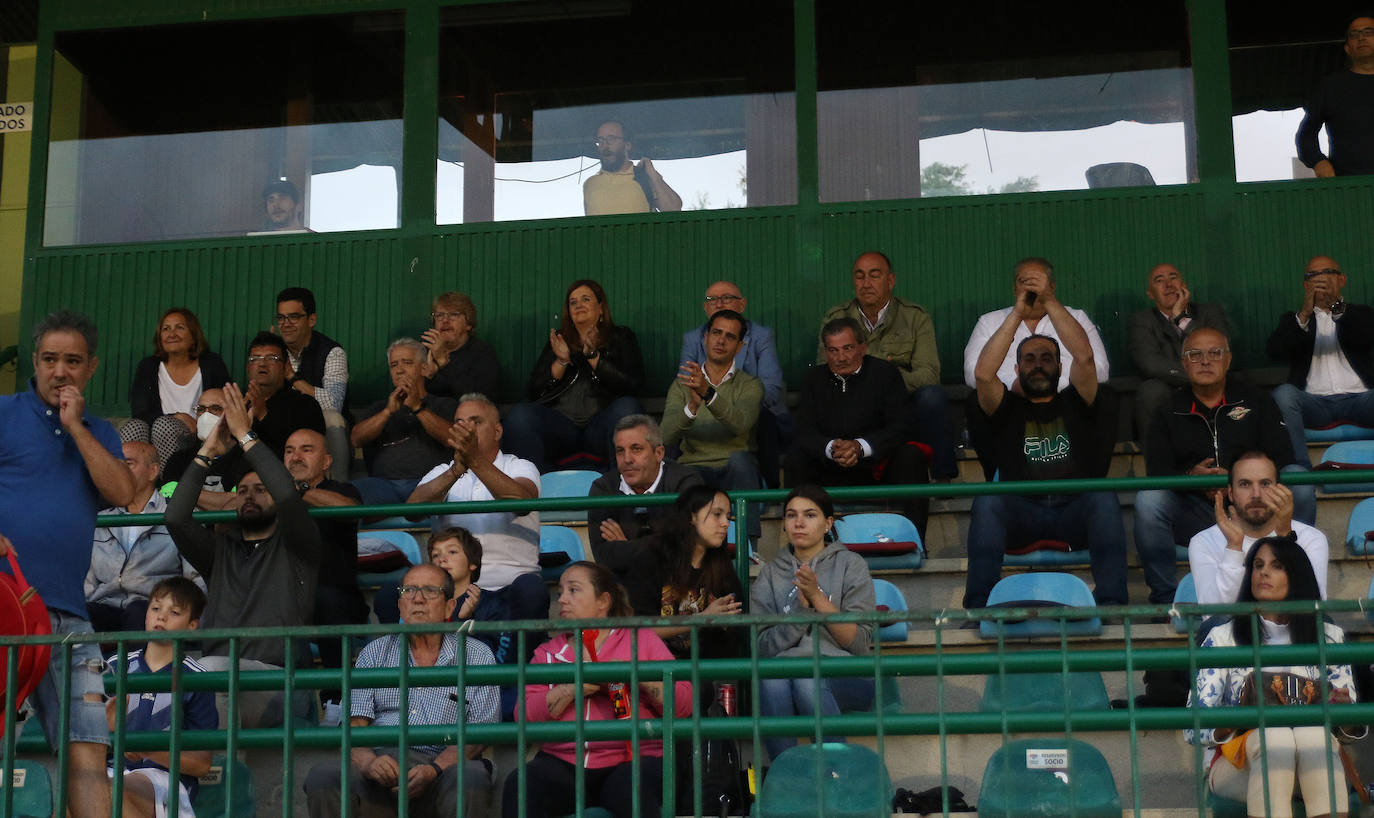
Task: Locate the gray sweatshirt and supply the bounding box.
[751,541,874,659]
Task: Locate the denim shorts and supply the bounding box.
[32,610,109,747]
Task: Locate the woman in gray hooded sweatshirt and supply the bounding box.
[751,484,876,760]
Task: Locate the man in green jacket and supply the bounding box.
[819,251,953,478]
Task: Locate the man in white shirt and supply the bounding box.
[1188,451,1328,605]
[407,394,547,621]
[1267,254,1374,467]
[962,257,1111,391]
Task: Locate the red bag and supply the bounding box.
[0,549,52,736]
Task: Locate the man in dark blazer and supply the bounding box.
[1127,263,1231,440]
[587,414,703,550]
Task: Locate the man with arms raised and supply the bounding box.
[0,310,134,818]
[964,282,1126,609]
[588,414,703,549]
[1189,451,1328,604]
[408,394,547,622]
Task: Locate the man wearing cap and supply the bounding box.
[1267,254,1374,466]
[261,179,309,233]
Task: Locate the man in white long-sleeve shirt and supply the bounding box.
[1188,451,1328,604]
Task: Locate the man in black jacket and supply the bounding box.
[786,317,929,537]
[588,414,702,549]
[1267,254,1374,467]
[1134,327,1314,604]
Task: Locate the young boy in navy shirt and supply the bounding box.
[106,577,218,818]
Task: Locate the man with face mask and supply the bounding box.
[583,120,683,215]
[963,279,1127,610]
[165,382,322,727]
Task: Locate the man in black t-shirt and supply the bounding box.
[1297,13,1374,177]
[963,283,1127,609]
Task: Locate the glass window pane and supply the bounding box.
[816,2,1195,201]
[1229,2,1362,182]
[436,0,794,224]
[44,13,404,247]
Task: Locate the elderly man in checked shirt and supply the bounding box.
[304,564,500,818]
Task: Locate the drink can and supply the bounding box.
[607,682,630,719]
[718,682,737,717]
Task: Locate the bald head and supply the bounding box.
[702,280,746,318]
[122,440,160,494]
[284,428,331,485]
[1303,254,1346,309]
[1181,326,1231,391]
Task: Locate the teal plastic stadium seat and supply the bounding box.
[979,573,1103,639]
[357,530,423,587]
[1306,423,1374,443]
[1207,790,1305,818]
[834,513,923,571]
[540,525,586,581]
[754,743,892,818]
[361,515,417,531]
[1172,572,1198,633]
[192,754,255,818]
[1345,498,1374,555]
[1317,441,1374,493]
[980,671,1110,713]
[872,579,909,642]
[978,738,1121,818]
[1002,543,1092,568]
[540,470,601,523]
[3,761,53,818]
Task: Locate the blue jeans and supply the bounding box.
[909,385,958,480]
[1272,384,1374,468]
[963,491,1129,609]
[33,610,109,746]
[758,676,875,761]
[350,476,420,507]
[1132,490,1215,604]
[501,396,643,472]
[690,451,763,538]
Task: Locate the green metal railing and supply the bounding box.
[7,470,1373,817]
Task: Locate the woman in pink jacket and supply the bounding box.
[503,561,693,818]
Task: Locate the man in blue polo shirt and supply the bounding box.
[0,309,134,818]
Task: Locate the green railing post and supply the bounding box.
[3,642,20,818]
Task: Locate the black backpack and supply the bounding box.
[678,697,748,817]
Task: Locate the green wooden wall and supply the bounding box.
[19,0,1374,415]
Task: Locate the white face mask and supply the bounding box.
[196,412,222,441]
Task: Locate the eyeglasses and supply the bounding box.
[431,311,464,323]
[195,403,224,415]
[1304,268,1342,279]
[274,312,309,324]
[247,354,283,364]
[1349,27,1374,39]
[1182,347,1229,363]
[593,135,625,147]
[704,294,743,304]
[398,585,446,600]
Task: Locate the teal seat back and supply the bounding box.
[1318,441,1374,493]
[872,579,908,642]
[979,672,1110,713]
[540,525,586,580]
[357,530,423,586]
[756,742,892,818]
[978,738,1120,818]
[1345,498,1374,555]
[1172,572,1198,633]
[192,753,255,818]
[4,760,53,818]
[979,573,1102,639]
[539,470,601,523]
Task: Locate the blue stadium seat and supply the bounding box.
[1345,498,1374,555]
[4,760,52,818]
[1306,423,1374,443]
[753,743,892,818]
[872,579,909,643]
[192,753,255,818]
[540,470,601,523]
[978,739,1121,818]
[1317,441,1374,493]
[979,573,1103,639]
[980,671,1110,713]
[833,513,923,571]
[540,525,586,581]
[1172,572,1198,633]
[357,530,424,587]
[361,515,419,531]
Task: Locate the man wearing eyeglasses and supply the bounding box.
[242,330,325,459]
[304,563,500,818]
[275,286,352,478]
[1268,255,1374,466]
[1135,327,1312,606]
[421,291,501,401]
[680,281,791,485]
[820,251,954,480]
[1297,14,1374,177]
[583,120,683,215]
[1127,263,1232,439]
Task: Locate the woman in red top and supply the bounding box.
[503,561,693,818]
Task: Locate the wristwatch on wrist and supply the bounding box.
[238,430,259,448]
[702,385,717,404]
[295,480,311,495]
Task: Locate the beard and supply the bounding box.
[1019,368,1058,399]
[1237,502,1273,529]
[238,504,278,531]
